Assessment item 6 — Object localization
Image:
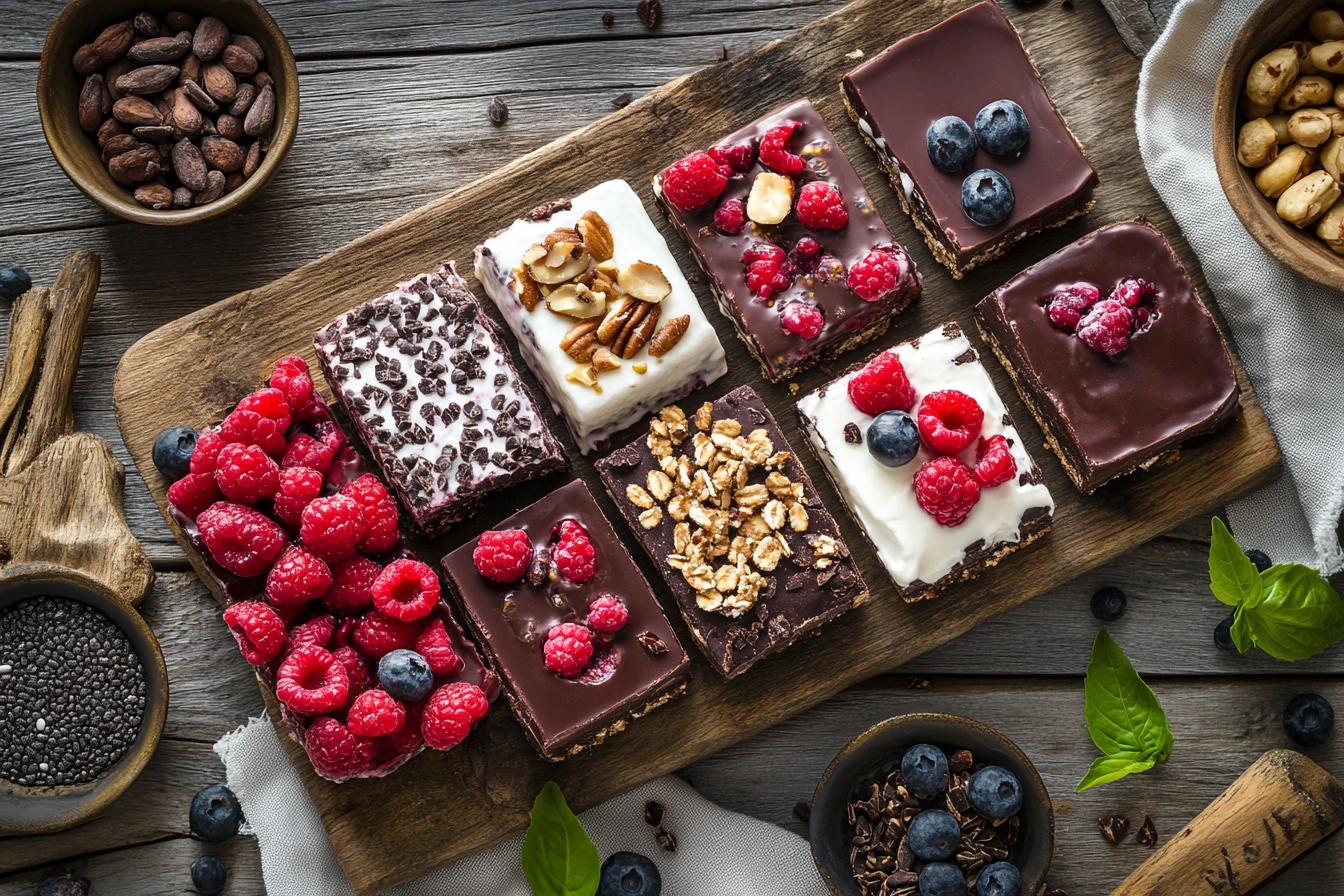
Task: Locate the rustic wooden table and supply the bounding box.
[1,1,1342,893]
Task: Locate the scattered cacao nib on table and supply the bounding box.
[1136,814,1158,848]
[636,0,663,29]
[1097,813,1129,844]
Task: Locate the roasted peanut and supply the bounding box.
[1321,135,1344,181]
[1311,7,1344,41]
[1245,47,1299,110]
[1321,105,1344,136]
[1277,169,1340,226]
[1238,118,1280,166]
[1309,41,1344,75]
[1315,196,1344,252]
[1268,112,1292,144]
[1289,108,1333,147]
[1283,40,1319,76]
[1255,144,1315,197]
[1279,75,1334,111]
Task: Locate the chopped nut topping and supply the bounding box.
[747,171,794,225]
[565,364,601,392]
[618,261,673,303]
[639,507,663,529]
[626,483,655,509]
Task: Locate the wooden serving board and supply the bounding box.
[114,0,1282,891]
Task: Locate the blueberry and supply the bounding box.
[926,116,977,173]
[0,265,32,301]
[1284,693,1334,746]
[34,874,90,896]
[918,861,968,896]
[961,169,1015,226]
[598,851,661,896]
[190,784,242,842]
[976,861,1022,896]
[190,856,228,895]
[907,809,961,861]
[153,426,198,481]
[378,649,433,703]
[1214,615,1236,652]
[1245,549,1272,572]
[900,743,950,796]
[974,100,1030,156]
[867,411,921,468]
[1090,586,1126,622]
[968,766,1022,820]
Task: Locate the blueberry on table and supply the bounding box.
[0,265,31,300]
[867,410,921,468]
[378,649,434,703]
[1214,616,1236,653]
[961,169,1015,226]
[974,100,1031,156]
[1244,548,1272,572]
[190,856,228,895]
[907,808,961,861]
[1284,693,1334,746]
[901,743,950,796]
[152,426,198,480]
[977,861,1023,896]
[926,116,976,173]
[189,784,242,842]
[34,874,90,896]
[599,851,661,896]
[968,766,1022,820]
[1090,586,1127,622]
[918,861,968,896]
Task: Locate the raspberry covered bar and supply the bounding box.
[441,480,690,760]
[974,219,1240,493]
[313,262,567,534]
[796,322,1054,603]
[653,98,921,382]
[474,179,727,454]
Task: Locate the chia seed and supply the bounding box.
[0,597,147,787]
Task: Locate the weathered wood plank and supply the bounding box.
[0,835,264,896]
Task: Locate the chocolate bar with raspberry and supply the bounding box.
[652,98,921,382]
[974,219,1240,493]
[440,479,690,761]
[313,261,568,534]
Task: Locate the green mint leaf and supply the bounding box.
[521,782,600,896]
[1208,517,1262,609]
[1075,752,1157,792]
[1239,564,1344,662]
[1083,630,1174,762]
[1230,608,1253,654]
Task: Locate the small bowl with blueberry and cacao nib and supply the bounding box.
[810,714,1053,896]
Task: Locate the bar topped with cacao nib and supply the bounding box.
[313,262,567,533]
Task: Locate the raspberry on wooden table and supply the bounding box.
[332,646,373,698]
[273,466,324,526]
[543,622,595,677]
[917,390,985,455]
[346,689,406,738]
[972,434,1018,488]
[197,503,285,577]
[281,434,337,475]
[323,556,382,615]
[846,246,909,302]
[795,181,848,230]
[189,429,226,475]
[305,717,375,780]
[421,682,489,750]
[1076,299,1134,356]
[415,618,465,676]
[214,442,281,505]
[758,119,805,174]
[265,546,333,607]
[472,529,533,583]
[781,301,825,339]
[167,472,221,520]
[269,356,315,418]
[660,150,730,211]
[587,594,629,634]
[913,456,981,527]
[283,614,337,658]
[222,601,286,665]
[343,474,401,554]
[552,520,597,584]
[353,609,421,660]
[300,494,365,563]
[276,645,350,715]
[848,351,916,416]
[370,559,440,622]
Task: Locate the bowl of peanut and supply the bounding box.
[1215,0,1344,290]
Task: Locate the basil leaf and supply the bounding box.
[1208,517,1262,609]
[1240,564,1344,662]
[1075,752,1157,792]
[1230,608,1253,654]
[521,782,600,896]
[1083,630,1173,762]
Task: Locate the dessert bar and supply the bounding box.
[974,218,1240,493]
[313,262,567,533]
[596,386,868,678]
[474,179,728,453]
[796,322,1054,603]
[441,480,690,760]
[653,98,921,381]
[841,1,1098,278]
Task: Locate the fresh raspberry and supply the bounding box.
[304,717,375,780]
[780,301,825,339]
[917,390,985,455]
[346,689,406,738]
[213,442,281,505]
[331,617,358,650]
[284,613,337,656]
[587,594,629,634]
[1076,299,1134,357]
[281,433,337,474]
[276,646,350,715]
[222,601,286,665]
[846,245,910,302]
[434,682,490,723]
[270,356,316,419]
[373,701,424,763]
[1133,304,1154,331]
[271,600,309,628]
[300,494,364,563]
[342,474,401,554]
[472,529,533,583]
[265,546,333,607]
[543,622,595,677]
[712,198,747,234]
[371,559,440,622]
[238,386,291,422]
[220,409,289,457]
[913,456,981,527]
[323,556,382,614]
[197,503,285,578]
[758,119,805,175]
[847,351,916,416]
[973,434,1018,488]
[332,646,373,697]
[1047,284,1101,333]
[415,618,465,676]
[742,242,793,299]
[273,466,324,526]
[421,684,479,751]
[792,236,822,266]
[189,428,226,474]
[552,520,597,584]
[707,140,756,173]
[353,609,421,660]
[795,181,849,230]
[661,151,730,211]
[1110,277,1156,308]
[167,472,221,520]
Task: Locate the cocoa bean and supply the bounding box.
[181,79,219,113]
[104,57,136,101]
[133,11,161,38]
[171,186,194,208]
[221,44,259,77]
[202,62,237,104]
[243,140,262,177]
[134,183,173,209]
[164,11,197,32]
[78,73,110,132]
[172,88,202,134]
[195,169,226,204]
[215,113,243,141]
[244,85,275,137]
[232,35,265,63]
[224,170,245,193]
[201,135,244,172]
[96,118,128,148]
[73,21,134,74]
[101,133,144,162]
[250,71,273,92]
[171,139,209,190]
[228,83,256,116]
[131,125,174,142]
[199,118,218,137]
[178,52,201,86]
[115,64,179,96]
[128,35,190,63]
[112,96,163,127]
[193,16,230,61]
[108,144,161,184]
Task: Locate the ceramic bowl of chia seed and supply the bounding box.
[0,566,168,835]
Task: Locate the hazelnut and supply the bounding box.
[1256,144,1316,197]
[1279,75,1334,111]
[1238,118,1280,167]
[746,172,794,225]
[1308,42,1344,76]
[1315,196,1344,252]
[1288,108,1333,147]
[1277,169,1340,227]
[1244,47,1299,111]
[1311,7,1344,41]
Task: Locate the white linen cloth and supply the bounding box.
[215,716,827,895]
[1136,0,1344,574]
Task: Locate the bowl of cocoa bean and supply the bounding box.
[0,567,168,835]
[810,714,1054,896]
[36,0,299,225]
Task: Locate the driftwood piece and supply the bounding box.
[0,287,51,443]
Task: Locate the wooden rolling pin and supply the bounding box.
[1112,750,1344,895]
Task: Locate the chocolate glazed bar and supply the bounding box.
[974,219,1240,493]
[314,262,567,534]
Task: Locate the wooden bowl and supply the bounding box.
[1213,0,1344,290]
[36,0,299,226]
[0,566,168,835]
[810,713,1054,896]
